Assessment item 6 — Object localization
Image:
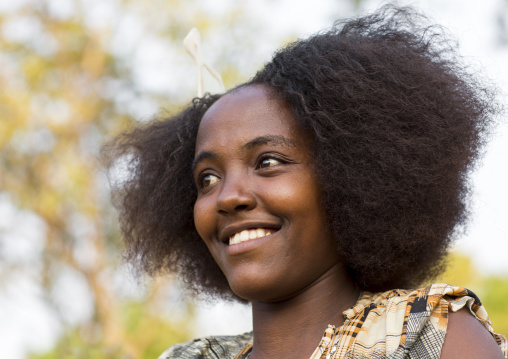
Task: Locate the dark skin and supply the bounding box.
[249,265,359,359]
[192,85,503,359]
[441,309,505,359]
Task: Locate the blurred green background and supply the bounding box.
[0,0,507,358]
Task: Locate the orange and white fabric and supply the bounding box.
[159,283,507,359]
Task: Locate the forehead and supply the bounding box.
[196,85,305,152]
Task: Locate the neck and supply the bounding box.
[248,264,359,359]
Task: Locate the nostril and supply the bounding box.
[217,204,249,215]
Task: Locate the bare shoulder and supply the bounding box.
[440,308,505,359]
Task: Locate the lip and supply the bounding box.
[226,232,277,256]
[219,221,282,244]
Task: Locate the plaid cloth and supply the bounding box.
[158,283,507,359]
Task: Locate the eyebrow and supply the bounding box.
[192,135,297,171]
[244,135,297,150]
[192,151,217,171]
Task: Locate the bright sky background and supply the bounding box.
[0,0,507,357]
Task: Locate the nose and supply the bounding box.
[215,174,256,214]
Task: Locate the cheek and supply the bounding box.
[274,173,323,212]
[193,197,216,241]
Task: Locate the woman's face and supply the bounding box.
[193,85,340,301]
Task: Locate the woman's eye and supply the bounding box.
[200,174,219,188]
[259,157,281,168]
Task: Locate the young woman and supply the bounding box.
[104,6,507,359]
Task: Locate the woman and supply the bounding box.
[103,5,507,359]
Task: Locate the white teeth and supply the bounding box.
[229,228,274,245]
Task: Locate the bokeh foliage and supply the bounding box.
[32,298,195,359]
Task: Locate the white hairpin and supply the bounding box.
[183,28,225,97]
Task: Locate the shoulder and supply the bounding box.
[158,332,253,359]
[402,283,506,358]
[351,283,506,358]
[441,308,505,359]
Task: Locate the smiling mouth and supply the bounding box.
[229,228,277,245]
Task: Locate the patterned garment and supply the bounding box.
[158,283,507,359]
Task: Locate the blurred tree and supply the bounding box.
[30,293,195,359]
[0,1,135,356]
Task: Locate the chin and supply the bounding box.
[228,276,292,303]
[233,289,281,303]
[228,280,267,301]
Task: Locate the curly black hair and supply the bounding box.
[102,5,498,300]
